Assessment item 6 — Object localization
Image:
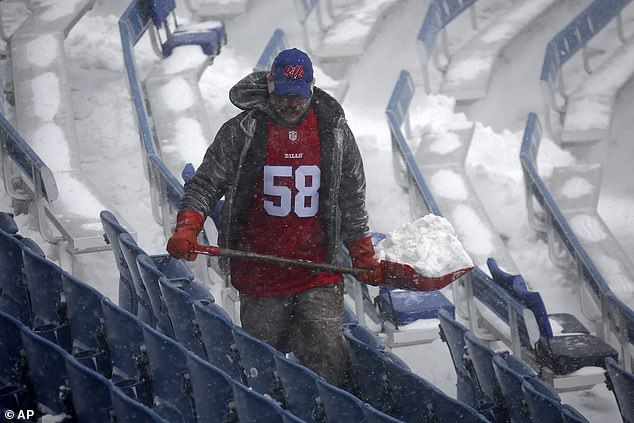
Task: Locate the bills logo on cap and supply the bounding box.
[284,65,305,79]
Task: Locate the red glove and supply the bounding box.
[166,210,205,261]
[345,235,383,286]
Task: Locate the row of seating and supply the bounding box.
[437,308,601,423]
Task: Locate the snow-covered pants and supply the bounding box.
[239,282,350,387]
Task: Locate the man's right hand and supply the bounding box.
[166,210,205,261]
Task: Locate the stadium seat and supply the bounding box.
[0,311,35,412]
[192,299,244,382]
[100,298,153,405]
[136,252,194,337]
[382,357,489,423]
[521,376,565,422]
[186,353,237,422]
[316,377,369,422]
[231,380,286,423]
[605,357,634,423]
[273,353,324,423]
[0,212,18,233]
[110,385,169,423]
[344,328,400,415]
[0,228,35,323]
[142,325,196,422]
[343,322,384,351]
[20,326,73,416]
[62,272,112,378]
[158,277,212,358]
[100,210,138,314]
[464,330,509,422]
[119,233,157,325]
[65,354,114,423]
[22,247,71,350]
[491,353,537,423]
[233,327,285,404]
[437,308,484,408]
[560,404,591,423]
[377,288,455,326]
[148,0,226,57]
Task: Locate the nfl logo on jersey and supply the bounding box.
[289,130,298,141]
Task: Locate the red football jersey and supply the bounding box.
[230,109,342,297]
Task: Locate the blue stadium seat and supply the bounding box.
[343,322,384,351]
[192,299,244,382]
[62,272,112,377]
[110,385,169,423]
[344,329,400,415]
[100,298,153,405]
[231,380,286,423]
[100,210,137,314]
[382,357,489,423]
[464,330,509,422]
[20,326,73,416]
[136,252,194,337]
[0,311,35,413]
[491,353,536,423]
[0,212,18,233]
[148,0,226,57]
[0,228,34,323]
[65,354,114,422]
[521,376,565,422]
[315,377,368,422]
[142,325,196,422]
[119,233,156,325]
[377,288,455,326]
[560,404,591,423]
[605,357,634,423]
[158,277,212,358]
[22,247,71,350]
[437,308,484,409]
[186,353,237,422]
[273,353,324,423]
[233,327,285,404]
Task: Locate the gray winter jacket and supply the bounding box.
[180,71,369,266]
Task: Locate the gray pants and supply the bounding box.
[239,282,350,387]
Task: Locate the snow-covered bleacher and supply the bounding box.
[3,0,134,265]
[293,0,401,64]
[183,0,251,19]
[540,0,634,146]
[417,0,560,100]
[521,112,634,372]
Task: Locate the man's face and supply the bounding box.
[270,93,311,126]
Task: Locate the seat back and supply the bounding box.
[192,299,243,381]
[233,327,285,403]
[137,254,174,336]
[274,353,323,422]
[316,378,367,422]
[62,273,111,377]
[110,385,169,423]
[158,277,210,358]
[521,377,564,422]
[186,353,237,422]
[231,380,286,423]
[491,354,535,423]
[344,330,395,415]
[20,326,73,415]
[149,0,176,28]
[119,233,154,325]
[100,210,137,314]
[100,298,153,405]
[464,331,508,422]
[0,229,32,323]
[0,311,35,412]
[605,357,634,423]
[254,28,287,72]
[142,325,195,422]
[65,354,114,423]
[437,308,481,406]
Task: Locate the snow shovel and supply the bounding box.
[192,244,473,291]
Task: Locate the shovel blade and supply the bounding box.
[380,260,474,291]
